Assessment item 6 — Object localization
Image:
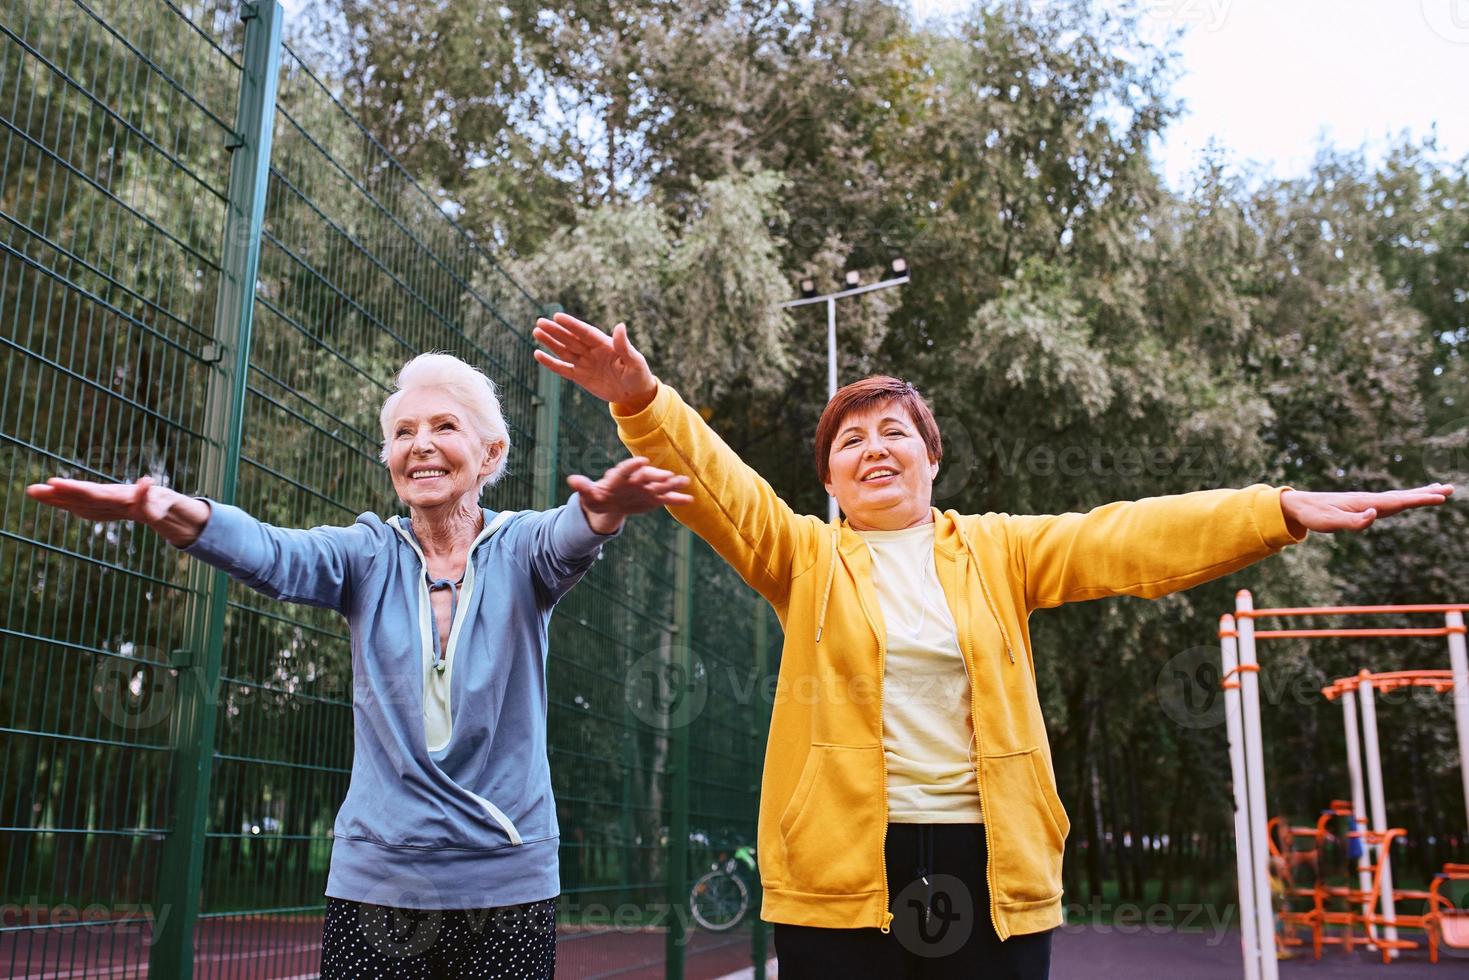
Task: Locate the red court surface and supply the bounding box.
[4,917,1464,978]
[0,916,760,980]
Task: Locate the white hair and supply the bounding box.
[378,352,511,493]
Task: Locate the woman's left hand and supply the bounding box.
[1280,483,1454,536]
[572,457,694,533]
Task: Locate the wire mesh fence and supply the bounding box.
[0,2,777,978]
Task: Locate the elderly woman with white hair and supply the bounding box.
[27,352,692,979]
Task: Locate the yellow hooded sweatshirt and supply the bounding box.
[613,382,1305,939]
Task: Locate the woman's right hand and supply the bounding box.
[533,313,659,412]
[26,476,209,547]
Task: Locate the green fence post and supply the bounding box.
[665,527,692,980]
[150,3,282,978]
[751,605,770,980]
[533,304,563,510]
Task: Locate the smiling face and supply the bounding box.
[823,399,939,530]
[385,388,502,514]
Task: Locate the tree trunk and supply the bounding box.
[1157,765,1187,906]
[1124,740,1148,900]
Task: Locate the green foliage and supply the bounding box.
[7,0,1466,933]
[521,171,794,401]
[309,0,1469,905]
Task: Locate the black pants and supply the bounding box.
[320,896,556,979]
[774,824,1053,980]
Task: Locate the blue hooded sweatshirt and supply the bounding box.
[183,493,612,909]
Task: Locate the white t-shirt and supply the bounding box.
[857,523,984,823]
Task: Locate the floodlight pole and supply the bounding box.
[781,274,911,523]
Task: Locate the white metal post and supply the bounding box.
[826,296,838,523]
[1235,591,1279,980]
[1358,673,1398,953]
[1340,689,1375,929]
[1221,615,1262,980]
[825,296,837,403]
[1447,611,1469,833]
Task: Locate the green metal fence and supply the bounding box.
[0,2,777,977]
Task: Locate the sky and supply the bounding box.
[914,0,1469,190]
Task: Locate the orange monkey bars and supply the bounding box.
[1218,592,1469,979]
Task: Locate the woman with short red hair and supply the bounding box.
[533,312,1452,980]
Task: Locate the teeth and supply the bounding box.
[863,470,898,481]
[412,470,447,479]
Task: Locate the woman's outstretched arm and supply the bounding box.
[534,313,809,606]
[27,476,209,546]
[27,475,376,611]
[1003,483,1453,611]
[524,456,695,603]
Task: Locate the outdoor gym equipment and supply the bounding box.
[1431,864,1469,950]
[1270,673,1466,964]
[1321,670,1461,962]
[1218,591,1469,980]
[1266,800,1366,958]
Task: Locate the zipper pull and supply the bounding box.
[1007,645,1015,664]
[880,910,894,934]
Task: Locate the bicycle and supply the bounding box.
[689,844,758,931]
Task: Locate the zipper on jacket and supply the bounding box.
[956,547,1005,940]
[953,519,1016,665]
[877,632,894,935]
[973,709,1002,939]
[840,536,896,934]
[388,512,523,845]
[391,513,510,691]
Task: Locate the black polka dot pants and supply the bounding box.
[320,896,556,979]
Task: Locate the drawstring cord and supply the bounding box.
[815,523,838,644]
[816,516,1015,667]
[426,574,462,673]
[953,518,1016,664]
[915,825,936,922]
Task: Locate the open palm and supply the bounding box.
[572,457,692,518]
[533,313,657,409]
[26,476,172,524]
[1280,484,1454,534]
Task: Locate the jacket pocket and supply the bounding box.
[778,743,885,895]
[981,747,1069,907]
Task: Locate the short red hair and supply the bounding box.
[813,376,943,485]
